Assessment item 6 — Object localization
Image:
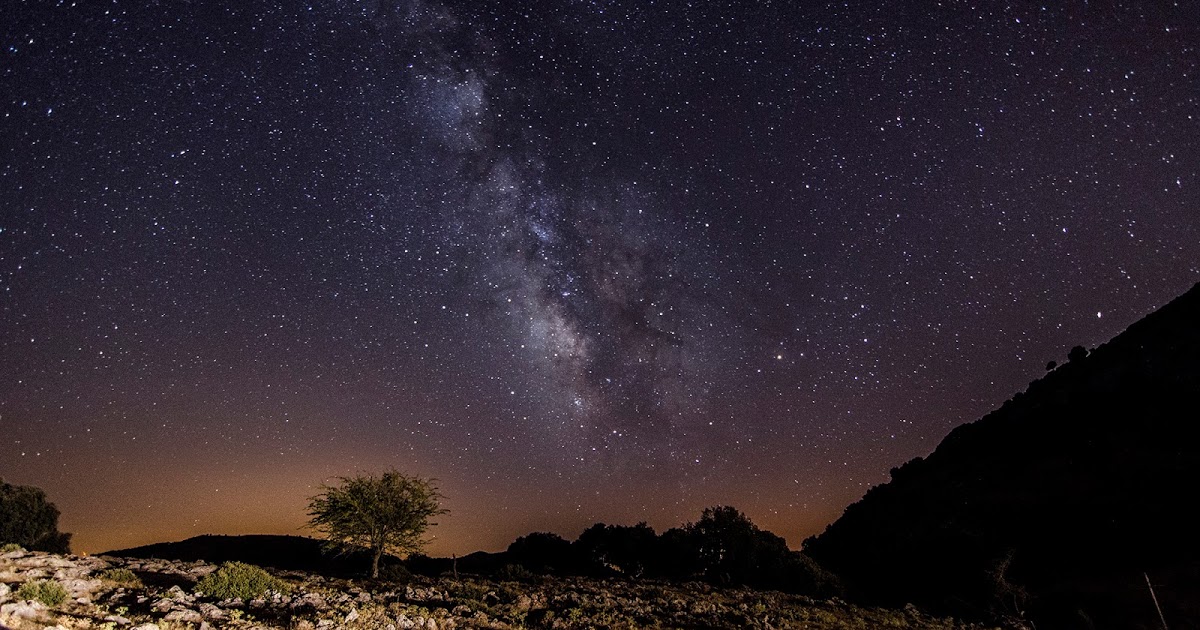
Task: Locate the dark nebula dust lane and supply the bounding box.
[1,1,1198,554]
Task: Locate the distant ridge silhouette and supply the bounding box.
[804,282,1200,628]
[103,534,389,575]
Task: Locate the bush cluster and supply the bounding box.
[16,579,68,606]
[0,543,25,553]
[96,567,143,587]
[496,563,536,582]
[377,563,413,582]
[194,561,289,600]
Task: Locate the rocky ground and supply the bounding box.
[0,549,1015,629]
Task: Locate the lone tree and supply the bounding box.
[306,469,446,578]
[0,478,72,553]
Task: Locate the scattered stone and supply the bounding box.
[164,608,203,623]
[198,602,227,620]
[0,551,1010,630]
[1,600,46,624]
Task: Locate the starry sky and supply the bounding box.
[2,1,1198,556]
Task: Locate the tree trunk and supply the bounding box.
[372,545,383,578]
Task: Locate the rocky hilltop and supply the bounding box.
[0,549,1008,629]
[804,281,1200,628]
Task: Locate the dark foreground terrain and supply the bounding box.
[0,549,1011,630]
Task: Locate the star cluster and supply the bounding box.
[2,1,1197,554]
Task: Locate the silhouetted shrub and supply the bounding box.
[1068,345,1088,362]
[378,563,413,582]
[768,550,843,598]
[16,579,67,606]
[655,526,700,580]
[497,563,535,581]
[507,531,575,574]
[574,522,657,577]
[1045,360,1057,371]
[687,506,780,585]
[657,506,842,596]
[404,552,448,576]
[195,562,289,600]
[889,457,923,482]
[0,479,72,553]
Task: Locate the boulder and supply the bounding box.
[164,608,203,623]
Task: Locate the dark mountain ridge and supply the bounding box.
[103,534,393,575]
[804,282,1200,628]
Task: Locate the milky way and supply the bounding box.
[354,2,741,463]
[2,0,1197,554]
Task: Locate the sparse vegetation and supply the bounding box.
[97,567,143,587]
[16,579,68,606]
[1,542,25,553]
[496,563,535,582]
[194,561,289,600]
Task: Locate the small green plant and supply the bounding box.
[0,542,25,553]
[194,562,289,600]
[96,567,143,587]
[496,563,534,581]
[16,579,68,606]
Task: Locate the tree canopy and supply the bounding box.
[306,469,446,578]
[0,478,72,553]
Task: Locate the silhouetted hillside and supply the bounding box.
[103,534,392,575]
[803,282,1200,628]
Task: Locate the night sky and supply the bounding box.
[2,1,1198,556]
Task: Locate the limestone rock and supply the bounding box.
[198,602,227,620]
[164,608,203,623]
[1,599,46,622]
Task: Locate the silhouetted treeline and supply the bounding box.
[803,282,1200,629]
[410,506,840,598]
